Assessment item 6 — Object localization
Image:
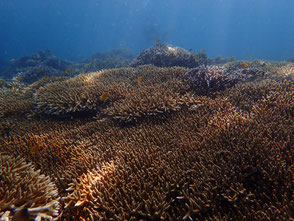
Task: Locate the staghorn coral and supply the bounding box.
[0,87,34,118]
[269,62,294,80]
[130,43,211,68]
[0,76,67,118]
[34,65,188,116]
[34,73,112,116]
[0,153,60,220]
[229,67,267,82]
[0,117,125,196]
[1,129,91,191]
[222,80,294,113]
[0,64,293,220]
[103,80,194,123]
[82,65,187,87]
[64,96,293,220]
[64,86,292,220]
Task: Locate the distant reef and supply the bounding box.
[74,48,134,73]
[2,45,239,85]
[0,51,293,220]
[4,49,134,84]
[130,43,212,68]
[4,50,72,84]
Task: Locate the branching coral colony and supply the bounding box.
[0,62,293,220]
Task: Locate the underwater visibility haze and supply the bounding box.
[0,0,294,220]
[1,0,294,63]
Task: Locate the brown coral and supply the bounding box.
[34,74,108,116]
[35,66,184,115]
[103,80,194,122]
[34,65,187,116]
[222,80,294,113]
[0,153,60,220]
[0,64,293,220]
[64,94,293,220]
[0,87,34,117]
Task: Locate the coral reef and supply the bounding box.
[63,93,293,220]
[76,48,134,73]
[183,65,267,95]
[0,76,68,118]
[34,74,108,116]
[0,63,293,220]
[223,60,294,81]
[34,65,187,117]
[183,65,227,95]
[130,44,212,68]
[5,49,135,85]
[0,153,60,220]
[213,55,235,65]
[0,85,33,118]
[103,80,194,123]
[89,48,134,61]
[6,50,72,84]
[222,80,294,113]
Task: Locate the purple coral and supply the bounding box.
[229,68,267,83]
[183,65,229,94]
[183,65,267,95]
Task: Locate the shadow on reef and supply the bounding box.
[0,46,294,220]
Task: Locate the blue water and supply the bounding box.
[1,0,294,63]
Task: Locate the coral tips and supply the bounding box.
[29,145,39,154]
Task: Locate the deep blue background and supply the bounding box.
[1,0,294,63]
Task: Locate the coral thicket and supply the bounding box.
[0,153,59,220]
[0,61,293,220]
